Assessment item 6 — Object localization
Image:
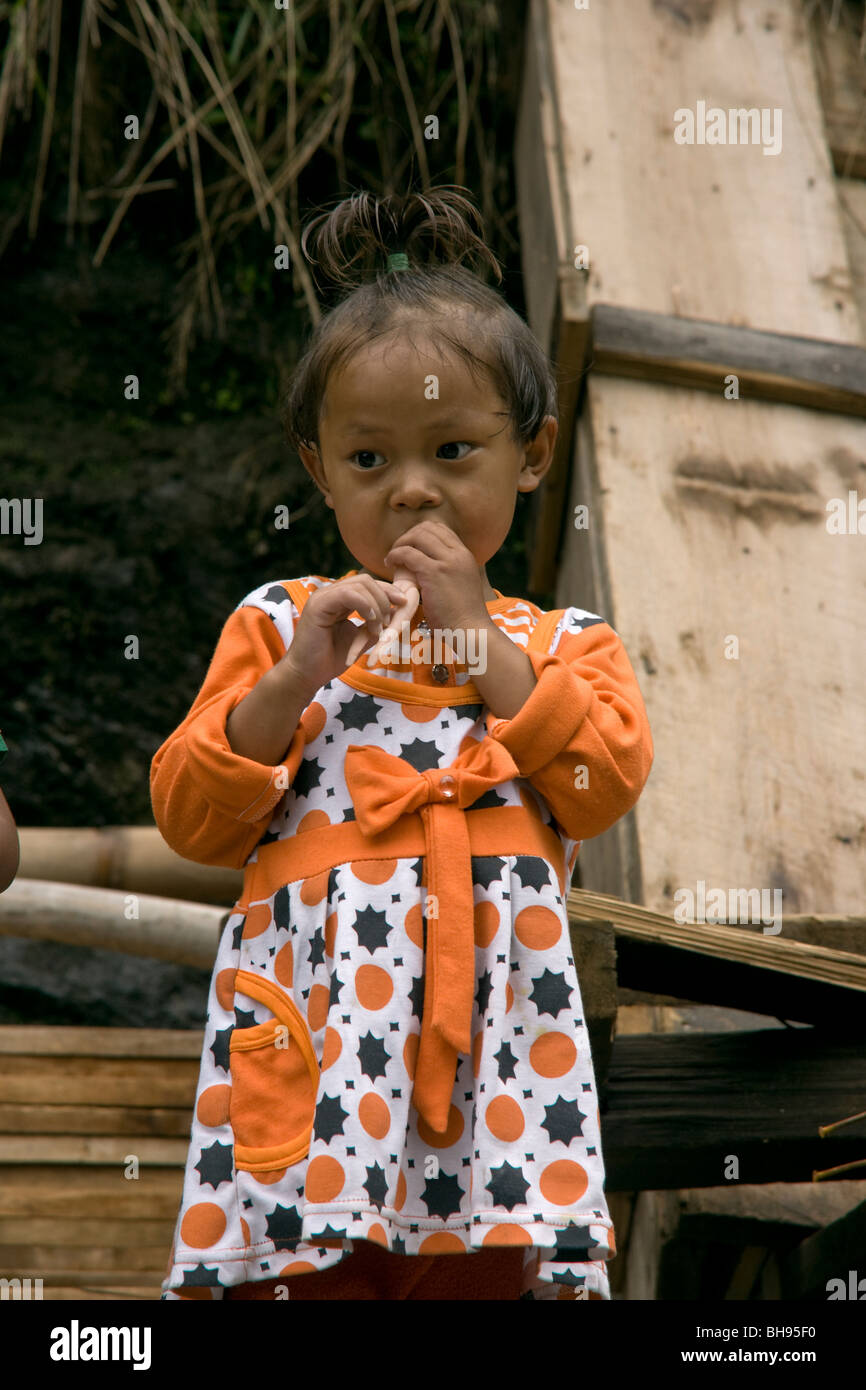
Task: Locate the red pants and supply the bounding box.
[218,1241,527,1300]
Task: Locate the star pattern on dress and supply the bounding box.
[351,904,392,954]
[314,1093,350,1142]
[181,1264,223,1287]
[357,1031,390,1081]
[265,1203,303,1249]
[513,856,552,891]
[363,1162,388,1208]
[291,756,324,801]
[195,1141,234,1190]
[420,1169,465,1220]
[540,1095,587,1145]
[398,736,445,773]
[486,1160,531,1211]
[494,1040,519,1081]
[528,968,573,1018]
[337,693,381,732]
[472,856,506,889]
[307,926,326,970]
[210,1025,233,1073]
[475,968,493,1016]
[273,885,291,931]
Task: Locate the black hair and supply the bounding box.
[279,186,558,454]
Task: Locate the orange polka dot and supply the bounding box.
[243,903,271,939]
[355,964,394,1010]
[351,858,397,885]
[240,1218,251,1246]
[530,1032,577,1078]
[300,702,326,741]
[196,1084,232,1128]
[401,703,440,723]
[307,982,330,1032]
[505,982,514,1013]
[181,1202,226,1249]
[404,1032,419,1079]
[215,968,237,1012]
[324,911,338,957]
[482,1224,532,1246]
[305,1155,346,1202]
[250,1168,287,1185]
[514,904,562,951]
[417,1104,464,1149]
[484,1096,525,1142]
[358,1092,391,1140]
[403,903,424,949]
[297,809,330,834]
[474,901,500,947]
[539,1160,588,1206]
[280,1260,317,1276]
[394,1169,407,1211]
[367,1223,390,1247]
[300,869,329,906]
[274,940,293,988]
[471,1030,483,1076]
[419,1232,465,1253]
[322,1026,342,1070]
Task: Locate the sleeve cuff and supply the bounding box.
[486,651,593,775]
[184,686,307,823]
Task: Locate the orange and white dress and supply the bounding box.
[151,571,653,1300]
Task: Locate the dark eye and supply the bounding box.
[350,450,384,469]
[437,442,472,460]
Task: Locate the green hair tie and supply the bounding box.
[386,251,409,271]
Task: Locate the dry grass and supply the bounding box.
[0,0,507,396]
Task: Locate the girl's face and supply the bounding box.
[298,330,556,597]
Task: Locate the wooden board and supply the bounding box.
[561,381,866,916]
[537,0,863,343]
[602,1028,866,1191]
[590,305,866,416]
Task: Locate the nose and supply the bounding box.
[389,460,443,510]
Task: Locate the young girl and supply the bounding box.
[151,187,653,1301]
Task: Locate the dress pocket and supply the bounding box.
[229,970,320,1173]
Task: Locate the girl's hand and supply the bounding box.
[384,521,490,634]
[282,574,407,696]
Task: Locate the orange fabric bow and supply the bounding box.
[344,737,522,1134]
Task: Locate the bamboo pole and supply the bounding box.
[0,879,225,969]
[16,826,243,905]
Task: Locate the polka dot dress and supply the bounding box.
[161,577,619,1300]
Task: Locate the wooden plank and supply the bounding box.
[0,1218,175,1246]
[0,1136,189,1165]
[0,1167,183,1218]
[0,1245,168,1273]
[33,1285,161,1301]
[778,1198,866,1298]
[602,1029,866,1191]
[590,305,866,417]
[0,1102,194,1137]
[568,891,866,1029]
[0,1026,204,1058]
[559,379,866,915]
[671,1181,866,1249]
[541,0,862,343]
[0,1057,198,1108]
